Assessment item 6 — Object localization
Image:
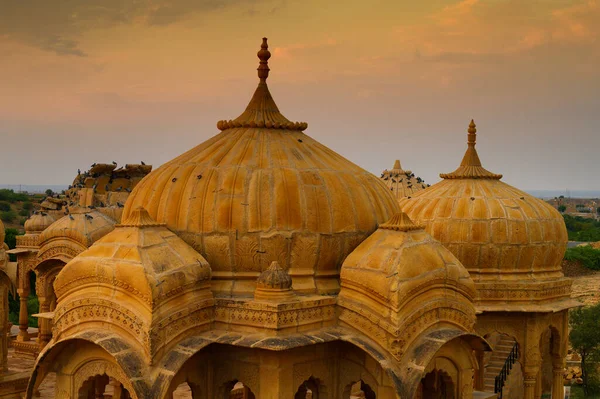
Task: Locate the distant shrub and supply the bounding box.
[0,201,10,212]
[18,209,28,217]
[565,246,600,270]
[22,202,33,211]
[563,215,600,242]
[19,217,27,226]
[0,189,28,203]
[0,210,17,223]
[558,205,567,213]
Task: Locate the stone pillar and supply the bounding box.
[523,371,539,399]
[111,381,123,399]
[37,297,52,350]
[552,364,564,399]
[16,288,29,341]
[475,350,485,390]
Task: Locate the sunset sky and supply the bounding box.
[0,0,598,191]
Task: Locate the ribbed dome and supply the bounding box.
[123,38,399,296]
[399,121,568,284]
[24,212,56,234]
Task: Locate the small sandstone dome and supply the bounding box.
[255,261,295,302]
[123,38,399,297]
[53,206,213,359]
[256,261,292,290]
[24,212,56,234]
[340,212,476,308]
[339,212,477,357]
[39,210,116,250]
[399,121,567,283]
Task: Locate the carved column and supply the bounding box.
[551,367,564,399]
[523,371,538,399]
[474,349,485,390]
[16,287,30,341]
[110,379,123,399]
[37,297,52,350]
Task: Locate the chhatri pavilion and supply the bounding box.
[4,38,574,398]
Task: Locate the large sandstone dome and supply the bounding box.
[124,38,399,296]
[399,121,572,310]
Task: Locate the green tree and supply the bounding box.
[558,205,567,213]
[4,228,19,249]
[570,303,600,395]
[45,189,54,197]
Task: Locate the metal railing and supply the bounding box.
[494,342,519,399]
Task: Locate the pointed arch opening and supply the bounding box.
[223,380,255,399]
[342,380,376,399]
[295,376,327,399]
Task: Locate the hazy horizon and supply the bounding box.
[1,0,598,190]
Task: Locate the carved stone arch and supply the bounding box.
[73,358,136,398]
[34,259,65,299]
[36,238,86,266]
[26,335,151,399]
[545,320,566,359]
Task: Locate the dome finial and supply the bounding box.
[393,159,401,170]
[257,37,271,82]
[217,37,308,131]
[439,119,502,180]
[467,119,476,146]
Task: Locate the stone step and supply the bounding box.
[484,385,497,393]
[496,345,515,351]
[487,359,508,367]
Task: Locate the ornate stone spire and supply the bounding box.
[439,120,503,180]
[379,212,423,232]
[217,38,307,131]
[392,159,402,170]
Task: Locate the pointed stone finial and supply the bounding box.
[439,119,502,180]
[257,37,271,82]
[467,119,476,146]
[393,159,402,170]
[119,206,164,228]
[379,212,423,232]
[216,37,308,131]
